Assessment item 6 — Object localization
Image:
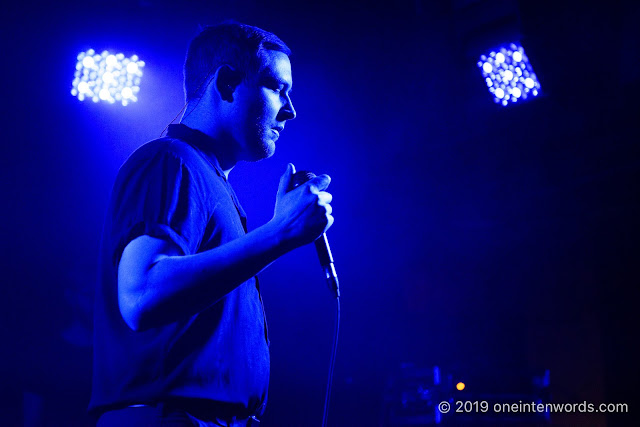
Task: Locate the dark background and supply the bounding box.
[2,0,638,425]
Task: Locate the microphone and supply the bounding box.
[288,171,340,298]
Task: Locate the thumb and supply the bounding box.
[276,163,296,197]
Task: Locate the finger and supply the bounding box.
[317,192,333,205]
[323,203,332,216]
[277,163,296,197]
[324,214,334,232]
[307,174,331,193]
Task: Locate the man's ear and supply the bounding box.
[214,65,243,102]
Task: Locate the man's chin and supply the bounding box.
[247,141,276,162]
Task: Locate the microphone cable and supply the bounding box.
[288,170,341,427]
[322,292,340,427]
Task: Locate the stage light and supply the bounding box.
[456,382,465,391]
[512,51,522,62]
[503,70,513,81]
[478,43,540,106]
[126,62,139,74]
[106,54,117,67]
[82,56,95,68]
[71,49,145,106]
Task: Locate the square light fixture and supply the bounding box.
[71,49,145,106]
[478,43,540,106]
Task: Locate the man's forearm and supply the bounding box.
[120,168,333,332]
[124,220,288,331]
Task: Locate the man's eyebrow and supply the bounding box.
[261,74,292,92]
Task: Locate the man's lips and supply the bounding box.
[272,126,284,137]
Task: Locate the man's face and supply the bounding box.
[230,50,296,162]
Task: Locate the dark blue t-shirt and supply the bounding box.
[89,124,269,418]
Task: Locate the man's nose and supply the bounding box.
[281,95,296,120]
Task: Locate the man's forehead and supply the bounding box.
[258,50,292,84]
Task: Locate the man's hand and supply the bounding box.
[271,163,334,250]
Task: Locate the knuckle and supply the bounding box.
[327,215,334,227]
[318,191,332,204]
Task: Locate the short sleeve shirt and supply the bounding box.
[89,124,269,418]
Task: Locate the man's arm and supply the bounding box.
[118,164,333,331]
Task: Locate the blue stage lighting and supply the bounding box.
[71,49,145,106]
[477,43,540,107]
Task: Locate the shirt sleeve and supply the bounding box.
[110,147,207,268]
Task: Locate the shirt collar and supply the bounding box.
[166,123,226,179]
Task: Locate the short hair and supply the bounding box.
[184,21,291,101]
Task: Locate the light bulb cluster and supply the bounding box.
[477,43,540,107]
[71,49,145,106]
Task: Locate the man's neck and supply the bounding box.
[179,116,236,179]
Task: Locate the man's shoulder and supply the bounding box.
[116,136,220,185]
[114,136,226,199]
[125,136,204,166]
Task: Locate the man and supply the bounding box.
[89,22,333,426]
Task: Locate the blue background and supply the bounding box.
[2,0,638,425]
